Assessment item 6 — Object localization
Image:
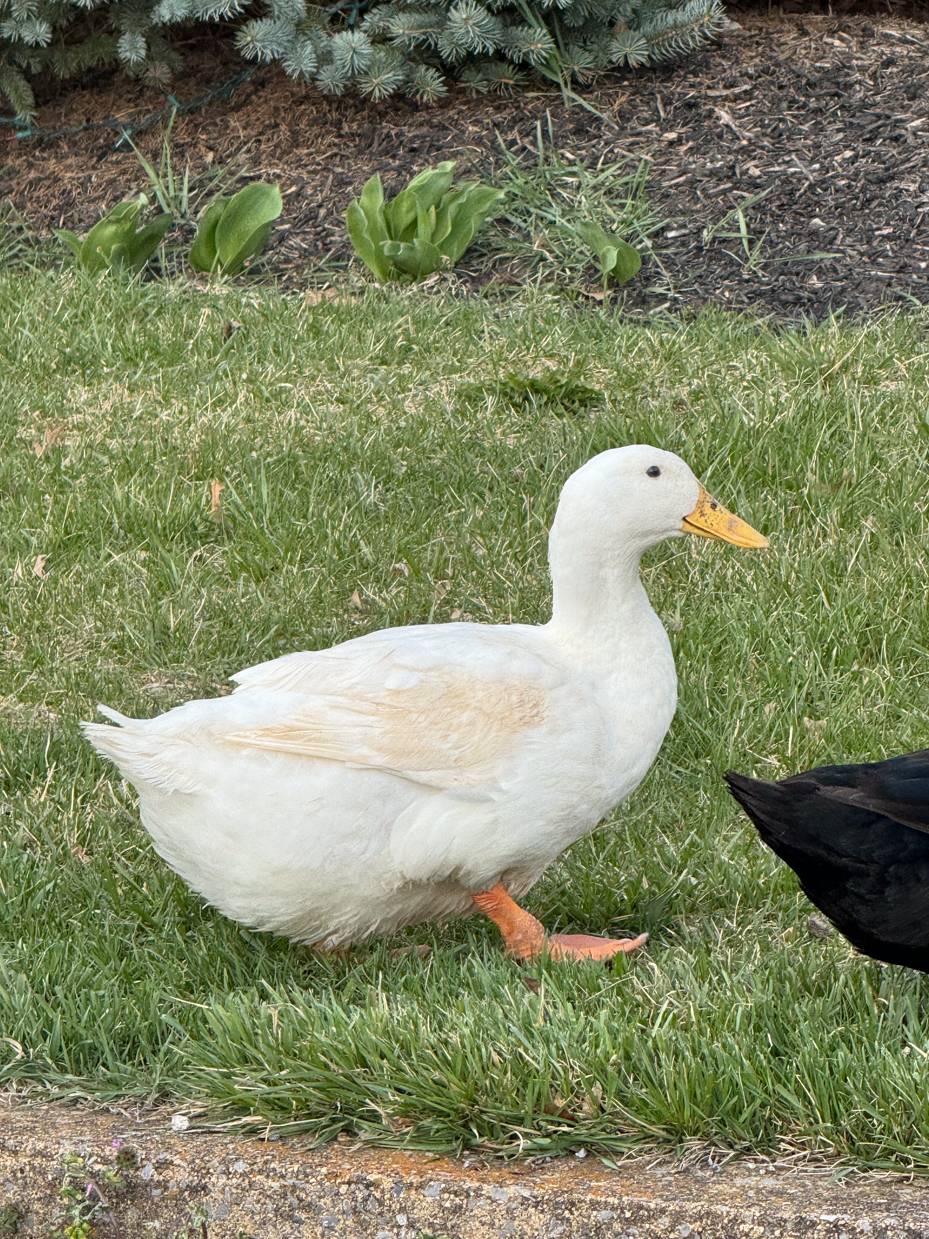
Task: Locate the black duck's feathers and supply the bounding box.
[781,749,929,833]
[724,754,929,973]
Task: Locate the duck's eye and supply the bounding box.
[646,466,661,478]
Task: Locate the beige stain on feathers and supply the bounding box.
[225,674,547,788]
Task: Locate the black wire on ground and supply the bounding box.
[0,66,256,143]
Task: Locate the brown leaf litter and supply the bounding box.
[0,9,927,318]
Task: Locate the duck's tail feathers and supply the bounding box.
[724,770,803,845]
[95,704,135,727]
[82,706,199,795]
[724,770,782,811]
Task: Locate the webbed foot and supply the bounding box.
[471,884,647,963]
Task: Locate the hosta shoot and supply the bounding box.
[189,183,283,276]
[575,220,642,289]
[56,196,172,276]
[347,161,505,283]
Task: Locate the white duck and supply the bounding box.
[84,446,767,962]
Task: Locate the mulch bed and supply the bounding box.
[2,10,928,318]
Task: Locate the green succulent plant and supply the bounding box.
[347,161,505,284]
[189,182,283,276]
[56,195,172,276]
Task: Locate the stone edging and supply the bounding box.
[2,1104,929,1237]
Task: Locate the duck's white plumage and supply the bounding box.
[83,446,746,948]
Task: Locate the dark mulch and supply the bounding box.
[2,11,928,318]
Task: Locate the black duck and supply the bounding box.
[725,751,929,972]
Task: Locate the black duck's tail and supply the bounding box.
[723,768,854,860]
[724,771,806,845]
[727,759,929,973]
[725,761,929,865]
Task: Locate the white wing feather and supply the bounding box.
[226,626,557,791]
[86,625,579,797]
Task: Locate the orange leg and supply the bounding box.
[471,884,648,963]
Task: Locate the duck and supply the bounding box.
[84,445,767,962]
[726,752,929,972]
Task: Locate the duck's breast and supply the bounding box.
[563,603,678,811]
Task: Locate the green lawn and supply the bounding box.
[3,273,929,1165]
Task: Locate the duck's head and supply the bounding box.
[553,445,768,562]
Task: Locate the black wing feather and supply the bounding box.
[783,750,929,833]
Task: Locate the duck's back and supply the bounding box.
[726,753,929,970]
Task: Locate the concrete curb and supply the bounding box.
[2,1105,929,1238]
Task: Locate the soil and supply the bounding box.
[1,13,928,318]
[5,1099,929,1238]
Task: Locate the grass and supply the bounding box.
[480,121,659,287]
[3,272,929,1166]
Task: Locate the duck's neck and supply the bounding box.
[545,523,655,652]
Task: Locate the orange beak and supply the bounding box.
[682,485,769,549]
